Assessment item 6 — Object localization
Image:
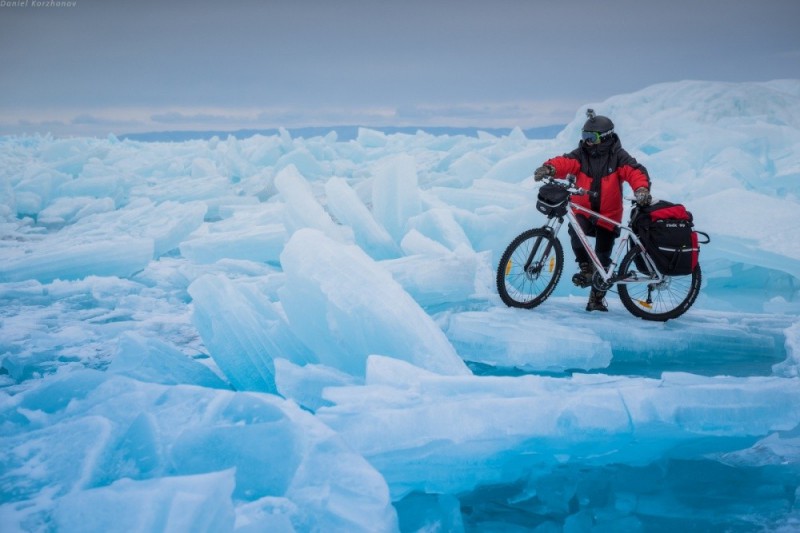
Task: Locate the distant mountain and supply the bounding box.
[118,124,565,143]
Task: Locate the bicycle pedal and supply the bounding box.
[571,273,591,288]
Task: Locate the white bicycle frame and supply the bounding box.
[542,197,666,287]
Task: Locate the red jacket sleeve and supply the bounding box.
[544,156,580,178]
[616,148,651,191]
[619,164,650,191]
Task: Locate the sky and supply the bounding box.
[1,0,799,137]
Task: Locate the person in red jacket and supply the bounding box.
[534,110,652,312]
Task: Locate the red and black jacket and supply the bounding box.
[544,134,650,231]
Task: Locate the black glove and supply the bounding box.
[534,164,555,182]
[635,187,652,207]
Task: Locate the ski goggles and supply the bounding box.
[581,129,613,144]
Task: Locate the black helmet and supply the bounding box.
[581,109,614,144]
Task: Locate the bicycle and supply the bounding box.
[495,175,707,321]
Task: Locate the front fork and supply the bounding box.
[523,219,563,276]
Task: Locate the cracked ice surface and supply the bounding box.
[2,80,800,531]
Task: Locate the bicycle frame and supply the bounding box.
[498,175,704,320]
[541,200,665,288]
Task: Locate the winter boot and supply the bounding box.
[586,289,608,312]
[571,262,594,288]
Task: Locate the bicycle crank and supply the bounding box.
[591,271,613,292]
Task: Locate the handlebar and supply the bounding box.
[539,174,598,199]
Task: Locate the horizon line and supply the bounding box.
[118,124,566,142]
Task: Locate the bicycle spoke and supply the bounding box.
[496,229,563,309]
[617,247,702,321]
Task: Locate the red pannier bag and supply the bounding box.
[632,200,699,276]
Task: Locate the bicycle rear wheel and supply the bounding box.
[496,228,563,309]
[617,246,702,321]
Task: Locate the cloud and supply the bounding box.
[0,100,579,137]
[0,110,145,136]
[150,111,245,125]
[775,49,800,59]
[395,101,583,128]
[1,0,797,132]
[72,114,142,127]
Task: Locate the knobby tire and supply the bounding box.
[496,228,563,309]
[617,246,702,321]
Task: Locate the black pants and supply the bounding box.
[568,215,616,268]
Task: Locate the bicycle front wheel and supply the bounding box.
[617,246,702,321]
[496,228,563,309]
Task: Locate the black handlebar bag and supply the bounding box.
[536,184,570,217]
